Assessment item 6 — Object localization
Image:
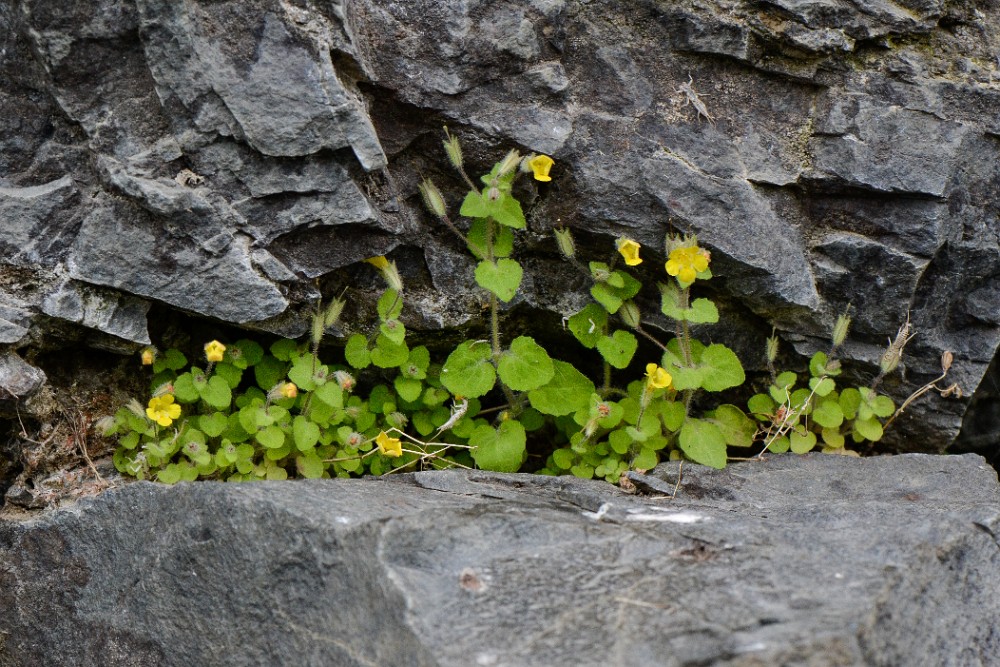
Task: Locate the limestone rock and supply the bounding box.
[1,454,998,665]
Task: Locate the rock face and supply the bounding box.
[2,453,999,665]
[2,1,999,450]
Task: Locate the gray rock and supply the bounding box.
[41,279,151,345]
[2,454,998,665]
[0,352,46,404]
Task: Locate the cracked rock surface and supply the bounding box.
[2,453,999,666]
[2,0,1000,451]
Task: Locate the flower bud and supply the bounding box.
[387,411,409,429]
[382,260,404,292]
[334,370,356,392]
[311,312,325,346]
[324,297,345,328]
[765,334,779,364]
[832,312,851,348]
[204,340,226,363]
[553,227,576,258]
[442,126,463,169]
[486,186,501,202]
[280,382,298,399]
[496,149,521,177]
[619,301,641,329]
[941,350,953,374]
[418,178,448,218]
[140,346,157,366]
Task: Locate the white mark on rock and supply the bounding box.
[582,502,613,521]
[626,508,709,523]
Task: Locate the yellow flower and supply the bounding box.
[280,382,298,399]
[366,256,390,270]
[376,431,403,458]
[527,154,554,182]
[140,346,157,366]
[665,246,710,284]
[645,363,672,390]
[146,395,181,427]
[616,238,642,266]
[204,340,226,363]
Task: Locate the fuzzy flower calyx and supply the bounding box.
[366,256,389,270]
[645,363,672,390]
[665,246,710,284]
[526,154,554,182]
[616,238,642,266]
[204,340,226,363]
[146,395,181,427]
[375,431,403,458]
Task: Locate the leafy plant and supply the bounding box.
[103,133,959,485]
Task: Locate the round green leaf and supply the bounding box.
[809,376,836,397]
[596,330,638,369]
[199,412,229,438]
[296,453,325,479]
[256,425,286,449]
[172,373,200,403]
[568,304,607,349]
[854,416,884,442]
[633,447,658,471]
[678,418,727,469]
[528,360,596,416]
[200,376,233,410]
[789,429,817,454]
[700,344,745,392]
[552,448,576,470]
[371,334,409,368]
[812,399,844,429]
[707,404,756,448]
[441,341,496,398]
[293,415,320,451]
[254,356,287,393]
[394,376,424,403]
[497,336,554,392]
[345,333,371,370]
[475,259,522,303]
[470,420,526,472]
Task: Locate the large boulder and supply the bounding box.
[1,0,998,450]
[2,453,999,665]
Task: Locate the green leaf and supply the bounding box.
[402,346,430,379]
[658,401,686,432]
[854,416,884,441]
[590,283,623,314]
[528,360,596,416]
[313,382,343,408]
[467,219,514,259]
[441,341,496,398]
[475,259,522,302]
[213,363,243,389]
[460,191,490,218]
[707,404,756,447]
[491,194,526,229]
[288,357,322,391]
[379,319,406,345]
[270,338,299,361]
[822,427,845,448]
[568,304,607,349]
[659,282,719,323]
[371,334,409,368]
[789,429,817,454]
[229,339,264,369]
[394,376,424,403]
[596,330,638,369]
[293,416,320,452]
[377,289,403,321]
[173,373,199,403]
[571,463,595,479]
[809,376,836,397]
[678,418,727,469]
[199,412,229,438]
[345,334,372,370]
[254,356,287,393]
[700,344,745,392]
[552,448,576,470]
[868,393,895,418]
[812,399,844,429]
[256,425,286,449]
[809,351,840,378]
[633,447,658,471]
[470,420,526,472]
[839,387,861,419]
[154,348,188,373]
[748,393,777,420]
[497,336,554,392]
[199,376,233,410]
[296,453,325,479]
